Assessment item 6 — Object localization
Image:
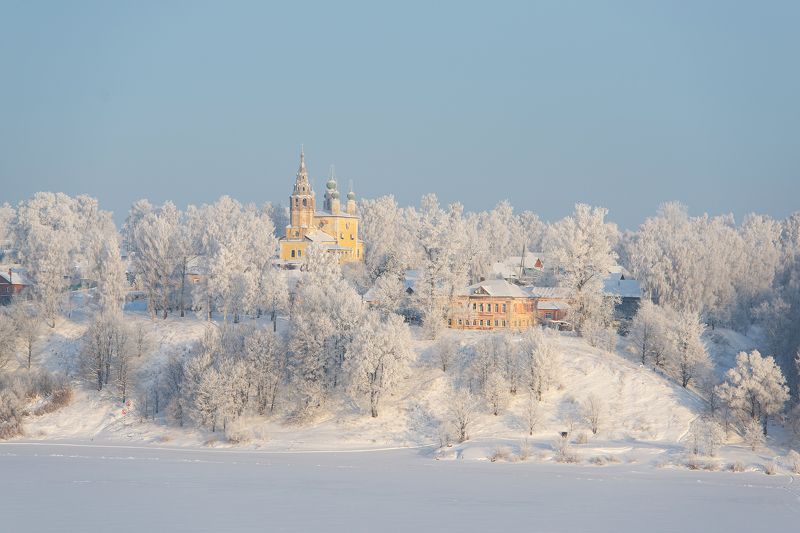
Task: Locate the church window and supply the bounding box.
[502,303,507,312]
[495,304,499,312]
[294,231,299,237]
[302,198,307,206]
[298,249,302,257]
[291,250,295,258]
[479,303,483,312]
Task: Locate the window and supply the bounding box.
[495,304,499,312]
[291,250,296,258]
[294,230,299,237]
[494,320,498,326]
[302,198,307,206]
[448,319,452,326]
[473,303,477,310]
[479,303,484,312]
[458,319,462,325]
[350,234,354,240]
[479,320,484,326]
[346,223,350,229]
[545,312,552,319]
[340,233,344,239]
[502,303,507,313]
[473,320,477,326]
[502,320,506,327]
[297,249,302,257]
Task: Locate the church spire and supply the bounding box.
[294,145,311,193]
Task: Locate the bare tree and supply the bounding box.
[582,394,603,435]
[448,388,476,443]
[525,394,540,436]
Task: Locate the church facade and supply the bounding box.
[279,148,364,264]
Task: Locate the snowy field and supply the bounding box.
[1,442,798,533]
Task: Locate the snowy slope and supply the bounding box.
[12,308,796,473]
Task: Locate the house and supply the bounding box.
[279,148,364,265]
[525,286,573,323]
[0,268,32,304]
[603,271,642,321]
[488,251,548,284]
[448,279,537,330]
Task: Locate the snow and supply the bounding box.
[0,442,797,533]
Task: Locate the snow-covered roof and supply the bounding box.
[458,279,530,298]
[304,229,337,243]
[0,267,32,286]
[490,261,518,279]
[603,275,642,299]
[314,210,358,219]
[524,286,572,299]
[537,300,570,311]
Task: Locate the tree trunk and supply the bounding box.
[180,261,186,318]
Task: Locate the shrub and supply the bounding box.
[575,432,589,445]
[764,462,778,475]
[489,446,513,462]
[785,450,800,474]
[0,389,23,439]
[730,461,745,473]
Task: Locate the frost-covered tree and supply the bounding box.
[289,245,365,411]
[544,204,618,334]
[81,313,131,392]
[0,312,16,372]
[582,394,604,435]
[628,300,663,366]
[244,328,286,415]
[11,304,42,370]
[434,335,458,373]
[133,203,181,319]
[520,328,562,400]
[666,311,710,388]
[447,387,477,443]
[345,312,413,417]
[716,350,789,435]
[260,266,289,332]
[359,195,419,278]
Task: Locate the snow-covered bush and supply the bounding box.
[716,350,789,436]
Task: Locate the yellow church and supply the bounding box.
[279,148,364,264]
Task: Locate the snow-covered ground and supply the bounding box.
[1,442,797,533]
[10,304,797,472]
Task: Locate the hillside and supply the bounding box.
[9,304,794,474]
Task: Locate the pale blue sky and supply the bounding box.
[1,1,798,228]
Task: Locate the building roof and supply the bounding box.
[315,210,358,219]
[524,286,573,299]
[304,229,337,243]
[603,275,642,299]
[537,300,570,311]
[458,279,531,298]
[0,267,32,286]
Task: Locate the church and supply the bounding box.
[279,148,365,264]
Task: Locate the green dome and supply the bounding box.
[326,177,337,190]
[347,190,356,200]
[331,190,340,199]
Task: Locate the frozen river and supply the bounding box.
[1,442,798,532]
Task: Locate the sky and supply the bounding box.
[1,0,798,229]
